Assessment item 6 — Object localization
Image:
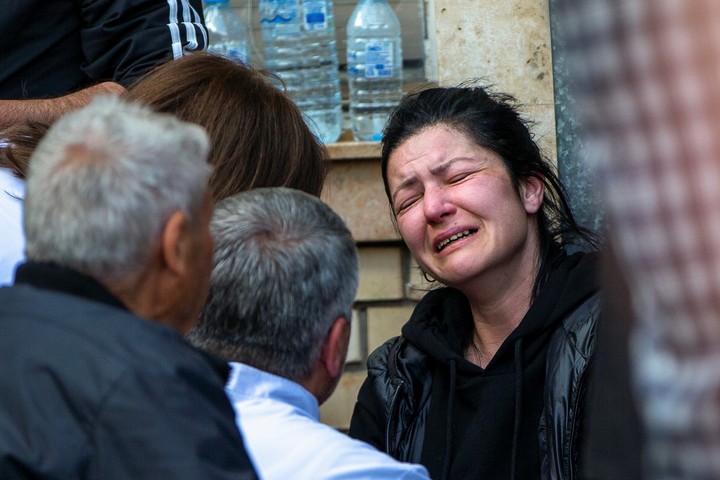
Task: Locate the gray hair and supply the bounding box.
[189,187,359,382]
[24,96,211,283]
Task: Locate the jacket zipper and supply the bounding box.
[566,362,590,480]
[386,378,405,457]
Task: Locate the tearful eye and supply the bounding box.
[395,196,417,214]
[393,188,424,214]
[449,172,471,184]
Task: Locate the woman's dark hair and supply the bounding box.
[381,84,599,287]
[0,122,50,179]
[125,51,329,199]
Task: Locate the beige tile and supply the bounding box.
[345,310,362,364]
[326,140,382,159]
[322,160,400,243]
[319,370,367,430]
[366,305,416,355]
[356,246,404,301]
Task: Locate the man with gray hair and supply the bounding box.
[188,187,430,480]
[0,97,257,479]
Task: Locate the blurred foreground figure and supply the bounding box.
[553,1,720,478]
[189,187,430,480]
[0,97,257,479]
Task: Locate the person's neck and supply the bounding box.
[106,267,191,334]
[464,316,523,368]
[460,242,540,367]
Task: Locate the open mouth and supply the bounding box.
[437,229,477,252]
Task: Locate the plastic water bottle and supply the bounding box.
[346,0,403,141]
[204,0,251,64]
[258,0,342,144]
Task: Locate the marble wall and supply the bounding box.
[430,0,557,162]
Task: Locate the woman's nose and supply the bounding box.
[423,186,455,224]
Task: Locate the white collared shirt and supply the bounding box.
[0,167,25,286]
[226,362,430,480]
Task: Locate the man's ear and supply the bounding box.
[319,317,351,378]
[159,210,190,276]
[520,176,544,214]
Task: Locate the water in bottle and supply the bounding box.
[204,0,251,64]
[258,0,342,144]
[346,0,403,141]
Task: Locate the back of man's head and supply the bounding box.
[23,96,211,284]
[189,187,359,384]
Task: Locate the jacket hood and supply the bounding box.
[401,251,601,375]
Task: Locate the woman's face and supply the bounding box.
[386,125,543,290]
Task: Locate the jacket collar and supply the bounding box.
[14,261,128,312]
[14,261,232,382]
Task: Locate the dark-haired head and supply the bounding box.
[125,51,329,199]
[381,84,598,287]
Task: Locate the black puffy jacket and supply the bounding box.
[349,252,601,480]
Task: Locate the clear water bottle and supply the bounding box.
[346,0,403,141]
[204,0,251,64]
[258,0,342,144]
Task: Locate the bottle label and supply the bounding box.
[303,0,328,30]
[259,0,299,25]
[208,44,249,64]
[364,40,394,78]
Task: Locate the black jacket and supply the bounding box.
[349,252,601,480]
[0,0,207,99]
[0,262,257,479]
